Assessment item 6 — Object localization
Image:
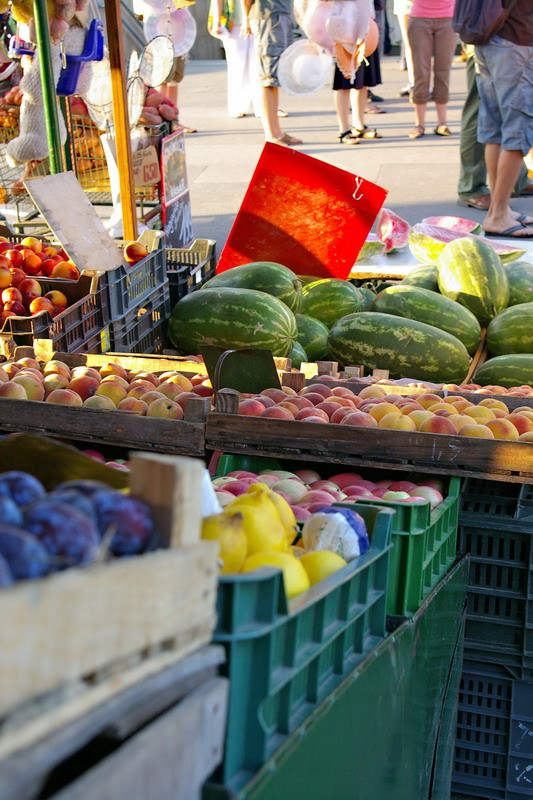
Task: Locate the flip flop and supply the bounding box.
[515,213,533,225]
[484,224,533,239]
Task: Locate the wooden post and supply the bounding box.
[344,365,365,378]
[372,369,390,380]
[281,371,305,392]
[105,0,138,240]
[215,388,239,414]
[317,361,339,377]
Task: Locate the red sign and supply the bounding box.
[217,143,387,279]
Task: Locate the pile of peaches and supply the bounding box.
[0,356,213,418]
[236,383,533,443]
[342,375,533,399]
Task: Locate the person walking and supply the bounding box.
[406,0,458,139]
[457,46,533,210]
[474,0,533,238]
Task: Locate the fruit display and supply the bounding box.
[0,355,213,417]
[505,261,533,306]
[0,274,70,324]
[0,470,156,587]
[301,278,365,327]
[421,215,481,235]
[294,314,329,361]
[376,208,410,254]
[486,303,533,356]
[473,355,533,390]
[230,382,533,442]
[408,222,525,264]
[0,236,79,284]
[399,264,439,292]
[203,261,303,312]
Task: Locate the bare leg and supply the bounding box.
[352,87,366,131]
[435,102,447,127]
[262,85,283,140]
[484,146,533,233]
[334,89,351,132]
[398,13,414,87]
[414,102,426,129]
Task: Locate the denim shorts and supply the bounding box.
[255,13,292,87]
[475,36,533,155]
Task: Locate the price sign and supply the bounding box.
[132,146,160,187]
[161,129,188,206]
[163,190,194,248]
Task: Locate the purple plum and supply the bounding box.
[0,524,50,579]
[0,496,23,527]
[0,471,46,507]
[92,490,156,556]
[54,479,110,497]
[24,501,100,570]
[0,553,13,586]
[48,489,97,522]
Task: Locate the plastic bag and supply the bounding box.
[302,506,369,560]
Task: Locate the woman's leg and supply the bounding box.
[397,13,414,88]
[334,89,351,133]
[407,17,432,131]
[432,18,459,124]
[352,87,366,131]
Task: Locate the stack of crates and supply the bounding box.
[452,479,533,800]
[165,238,216,309]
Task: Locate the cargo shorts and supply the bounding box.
[255,12,292,87]
[475,36,533,156]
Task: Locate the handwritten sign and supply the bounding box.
[161,130,188,207]
[132,146,160,186]
[163,189,194,248]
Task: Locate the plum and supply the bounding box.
[48,489,97,522]
[55,479,110,497]
[0,525,50,579]
[0,471,46,506]
[0,553,12,586]
[0,496,23,527]
[24,501,100,569]
[92,490,156,556]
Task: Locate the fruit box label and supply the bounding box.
[132,147,160,187]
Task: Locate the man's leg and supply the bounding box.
[261,85,283,140]
[458,54,490,203]
[483,146,531,234]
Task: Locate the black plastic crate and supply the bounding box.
[109,281,171,354]
[0,273,110,353]
[165,238,216,308]
[459,479,533,681]
[103,246,167,320]
[452,662,533,800]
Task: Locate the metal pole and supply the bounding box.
[33,0,63,173]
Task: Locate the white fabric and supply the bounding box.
[219,25,261,117]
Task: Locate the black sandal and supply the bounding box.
[353,126,382,139]
[338,129,360,145]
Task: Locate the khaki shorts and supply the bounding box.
[255,13,292,87]
[166,55,187,84]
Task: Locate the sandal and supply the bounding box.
[408,126,425,139]
[434,125,451,136]
[353,126,382,139]
[338,129,360,145]
[365,104,387,114]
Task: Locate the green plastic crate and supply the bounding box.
[211,503,393,794]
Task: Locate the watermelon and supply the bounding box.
[376,208,411,253]
[355,233,385,262]
[288,341,308,369]
[437,237,509,327]
[505,261,533,306]
[295,313,329,361]
[204,261,302,312]
[298,275,319,286]
[301,279,365,328]
[487,302,533,355]
[168,288,297,357]
[328,312,471,383]
[422,215,482,235]
[357,286,376,310]
[372,285,481,354]
[474,354,533,388]
[409,223,526,264]
[400,265,440,292]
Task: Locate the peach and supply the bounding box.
[67,376,99,401]
[50,262,80,280]
[358,386,386,399]
[284,395,314,410]
[141,391,167,405]
[478,398,509,412]
[325,396,356,408]
[448,414,472,432]
[100,362,128,380]
[17,368,43,382]
[29,297,54,315]
[513,409,533,424]
[518,432,533,442]
[192,384,214,398]
[416,393,444,409]
[330,386,358,399]
[43,360,70,379]
[261,387,290,403]
[398,402,424,415]
[418,416,457,435]
[297,392,326,406]
[485,419,519,441]
[2,286,22,304]
[16,357,41,370]
[146,398,184,419]
[0,381,26,399]
[22,253,42,276]
[427,402,456,414]
[174,391,200,410]
[158,383,183,401]
[124,241,149,264]
[446,398,473,413]
[158,371,182,382]
[490,409,507,419]
[434,409,456,418]
[44,290,68,309]
[0,367,8,383]
[43,372,70,394]
[127,379,154,394]
[260,406,296,420]
[295,407,329,422]
[71,366,101,382]
[95,382,127,406]
[301,383,335,399]
[160,373,193,392]
[9,268,26,288]
[379,412,416,431]
[277,400,299,417]
[128,371,160,387]
[46,389,83,405]
[369,402,402,422]
[83,395,116,410]
[464,406,496,421]
[12,374,44,401]
[281,386,297,396]
[505,413,533,435]
[117,397,148,415]
[315,400,342,418]
[21,236,43,254]
[339,411,378,427]
[0,265,12,289]
[459,424,494,439]
[238,399,265,416]
[331,406,355,424]
[408,410,433,428]
[5,249,23,267]
[4,300,27,316]
[301,415,329,423]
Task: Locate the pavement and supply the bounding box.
[179,55,532,255]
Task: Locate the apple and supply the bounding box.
[329,472,363,489]
[215,490,236,507]
[298,490,337,505]
[382,491,411,501]
[4,300,26,316]
[292,505,311,521]
[294,469,321,483]
[342,486,375,498]
[272,479,309,501]
[211,477,238,488]
[5,249,23,267]
[124,241,149,264]
[388,481,417,492]
[0,265,12,289]
[29,297,54,315]
[82,449,106,461]
[408,486,443,508]
[310,480,340,492]
[44,290,68,309]
[256,474,281,487]
[2,286,22,304]
[223,480,253,496]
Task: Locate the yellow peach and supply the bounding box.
[464,406,496,421]
[484,419,519,441]
[368,402,402,422]
[459,424,495,439]
[378,412,416,431]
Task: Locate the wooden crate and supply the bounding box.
[0,646,228,800]
[206,390,533,484]
[0,346,210,456]
[0,446,219,760]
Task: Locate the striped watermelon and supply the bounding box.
[288,341,307,369]
[328,312,470,383]
[357,286,376,311]
[422,216,482,235]
[487,302,533,355]
[437,238,509,326]
[475,354,533,388]
[505,261,533,306]
[400,265,440,292]
[372,285,481,354]
[168,288,297,357]
[295,313,329,361]
[204,261,302,312]
[301,279,364,327]
[376,208,410,253]
[356,234,385,262]
[409,223,526,264]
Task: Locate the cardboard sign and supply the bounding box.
[217,143,388,279]
[132,146,160,186]
[161,129,188,207]
[163,189,194,248]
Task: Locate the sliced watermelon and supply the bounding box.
[355,233,385,263]
[376,208,411,254]
[409,223,526,264]
[422,215,482,235]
